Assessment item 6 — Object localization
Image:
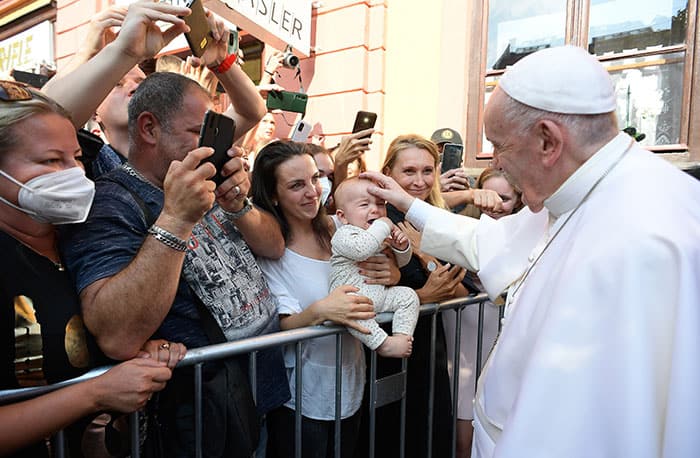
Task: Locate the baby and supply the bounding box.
[330,177,419,358]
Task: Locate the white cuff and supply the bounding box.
[405,199,432,231]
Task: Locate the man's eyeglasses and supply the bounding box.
[0,80,33,102]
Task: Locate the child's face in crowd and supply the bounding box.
[482,175,519,219]
[274,154,322,224]
[336,180,387,229]
[385,146,435,202]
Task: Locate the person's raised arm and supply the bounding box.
[190,11,266,141]
[332,130,373,191]
[44,5,126,85]
[215,147,285,258]
[79,148,216,360]
[0,357,171,455]
[443,188,503,213]
[43,0,190,128]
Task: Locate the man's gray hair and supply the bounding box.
[500,92,618,147]
[127,72,209,142]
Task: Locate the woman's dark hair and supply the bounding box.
[252,140,331,250]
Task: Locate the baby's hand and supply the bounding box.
[389,226,409,251]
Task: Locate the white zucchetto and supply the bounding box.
[498,45,616,115]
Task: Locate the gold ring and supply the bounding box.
[159,342,170,350]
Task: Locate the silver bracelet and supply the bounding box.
[148,225,188,252]
[221,197,254,220]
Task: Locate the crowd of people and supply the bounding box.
[2,1,698,458]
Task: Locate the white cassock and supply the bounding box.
[405,133,700,457]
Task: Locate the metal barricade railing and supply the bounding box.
[0,293,495,458]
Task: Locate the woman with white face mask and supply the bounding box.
[0,81,179,457]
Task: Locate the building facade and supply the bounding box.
[2,0,699,173]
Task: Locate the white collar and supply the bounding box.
[545,132,631,219]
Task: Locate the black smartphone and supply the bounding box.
[266,90,308,114]
[183,0,211,57]
[11,69,49,88]
[440,143,464,174]
[352,111,377,139]
[199,110,235,186]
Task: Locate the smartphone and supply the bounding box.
[266,90,308,114]
[352,111,377,139]
[182,0,211,57]
[11,69,49,88]
[228,28,239,56]
[199,110,235,186]
[440,143,464,174]
[290,119,312,142]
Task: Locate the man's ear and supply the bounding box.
[136,112,159,146]
[536,119,564,168]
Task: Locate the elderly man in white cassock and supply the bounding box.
[363,45,700,457]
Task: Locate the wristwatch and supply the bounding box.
[222,197,253,220]
[426,260,438,272]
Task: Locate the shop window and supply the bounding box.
[477,0,692,157]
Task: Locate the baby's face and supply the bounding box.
[337,181,387,229]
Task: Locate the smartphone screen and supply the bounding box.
[199,110,235,186]
[352,111,377,139]
[440,143,464,174]
[183,0,211,57]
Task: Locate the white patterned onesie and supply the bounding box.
[329,220,420,350]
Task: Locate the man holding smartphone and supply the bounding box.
[56,3,289,456]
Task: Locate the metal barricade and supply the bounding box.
[0,293,494,458]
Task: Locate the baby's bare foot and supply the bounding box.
[377,334,413,358]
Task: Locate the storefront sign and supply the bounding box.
[205,0,311,56]
[0,21,53,73]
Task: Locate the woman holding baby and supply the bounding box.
[252,140,400,458]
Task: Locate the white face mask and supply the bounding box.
[319,176,332,206]
[0,167,95,224]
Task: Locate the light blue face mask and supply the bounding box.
[0,167,95,224]
[319,176,332,206]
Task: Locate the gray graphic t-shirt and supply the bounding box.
[182,207,276,341]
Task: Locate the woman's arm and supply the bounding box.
[0,357,171,455]
[280,285,375,334]
[415,262,467,304]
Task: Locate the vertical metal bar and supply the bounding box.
[130,411,141,458]
[451,306,463,458]
[249,351,258,404]
[295,342,303,458]
[368,350,377,458]
[476,301,485,382]
[399,357,407,458]
[54,430,65,458]
[249,352,258,458]
[334,333,343,458]
[427,311,437,458]
[195,362,203,458]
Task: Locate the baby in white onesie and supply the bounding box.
[330,177,419,358]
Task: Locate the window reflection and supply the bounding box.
[487,0,567,70]
[605,52,684,145]
[589,0,688,55]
